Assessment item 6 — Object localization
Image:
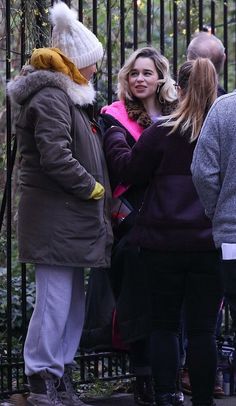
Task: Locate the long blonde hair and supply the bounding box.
[117,47,177,104]
[163,57,218,142]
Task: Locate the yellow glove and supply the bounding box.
[89,182,105,200]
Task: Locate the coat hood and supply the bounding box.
[7,65,96,106]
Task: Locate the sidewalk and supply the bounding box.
[93,393,236,405]
[1,393,236,405]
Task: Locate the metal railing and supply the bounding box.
[0,0,235,397]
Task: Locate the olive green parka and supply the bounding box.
[7,67,113,268]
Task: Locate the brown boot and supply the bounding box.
[57,365,93,406]
[27,371,64,406]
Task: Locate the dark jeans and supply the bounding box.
[140,249,223,404]
[130,338,151,375]
[221,259,236,334]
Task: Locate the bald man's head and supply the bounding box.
[187,32,225,74]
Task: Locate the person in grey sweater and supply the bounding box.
[191,90,236,368]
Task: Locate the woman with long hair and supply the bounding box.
[103,57,223,406]
[99,47,177,405]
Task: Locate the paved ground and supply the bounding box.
[2,393,236,405]
[97,393,236,405]
[93,393,236,405]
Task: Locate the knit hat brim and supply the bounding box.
[70,43,103,69]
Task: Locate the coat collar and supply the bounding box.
[7,65,96,106]
[125,98,179,128]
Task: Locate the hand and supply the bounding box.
[89,181,105,200]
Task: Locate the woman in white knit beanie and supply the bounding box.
[51,1,103,69]
[7,2,113,405]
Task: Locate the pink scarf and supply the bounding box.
[101,100,144,198]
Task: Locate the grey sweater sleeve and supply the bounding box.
[191,104,221,220]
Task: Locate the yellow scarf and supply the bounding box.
[30,47,88,86]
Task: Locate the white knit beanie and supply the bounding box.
[50,1,103,69]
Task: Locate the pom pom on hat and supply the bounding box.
[50,1,103,69]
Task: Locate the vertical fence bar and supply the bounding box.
[106,0,112,103]
[21,263,27,359]
[173,0,178,78]
[133,0,138,49]
[160,0,165,54]
[146,0,151,45]
[211,0,215,34]
[78,0,83,22]
[223,0,228,93]
[186,0,191,47]
[92,0,97,35]
[0,144,17,232]
[120,0,125,67]
[6,0,12,393]
[21,0,26,66]
[20,1,27,387]
[92,0,98,91]
[79,355,85,381]
[198,0,203,31]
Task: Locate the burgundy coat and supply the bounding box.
[104,122,215,252]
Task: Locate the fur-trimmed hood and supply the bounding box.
[7,65,96,106]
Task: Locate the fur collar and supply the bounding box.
[125,98,178,128]
[7,66,96,106]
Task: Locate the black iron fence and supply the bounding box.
[1,0,236,398]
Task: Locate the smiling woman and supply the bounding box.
[117,47,177,123]
[96,46,178,406]
[102,57,221,406]
[128,57,161,106]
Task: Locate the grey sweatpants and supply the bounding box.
[24,264,85,377]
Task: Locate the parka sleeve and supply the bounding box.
[191,103,221,219]
[28,88,96,199]
[104,124,162,184]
